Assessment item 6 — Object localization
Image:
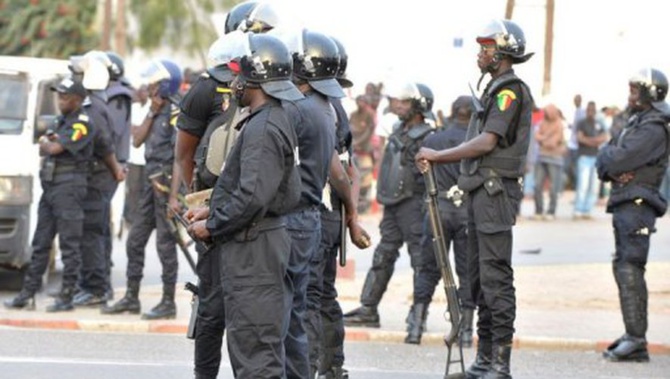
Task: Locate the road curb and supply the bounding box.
[2,317,669,356]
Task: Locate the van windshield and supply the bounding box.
[0,74,29,135]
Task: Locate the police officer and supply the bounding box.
[311,36,370,379]
[416,19,533,379]
[597,68,670,363]
[174,4,280,378]
[68,51,126,307]
[343,82,435,331]
[187,33,303,379]
[4,78,94,312]
[102,59,183,320]
[412,95,476,346]
[277,28,349,379]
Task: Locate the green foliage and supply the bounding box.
[0,0,99,58]
[129,0,243,65]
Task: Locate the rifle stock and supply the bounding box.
[423,164,466,378]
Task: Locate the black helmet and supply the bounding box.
[331,36,353,89]
[105,51,124,80]
[287,29,344,98]
[239,34,303,101]
[629,68,668,105]
[387,81,435,121]
[224,1,279,34]
[476,19,533,64]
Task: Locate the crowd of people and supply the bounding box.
[3,2,669,379]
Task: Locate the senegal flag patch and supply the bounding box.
[71,123,88,142]
[496,89,517,112]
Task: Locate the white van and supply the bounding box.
[0,56,70,288]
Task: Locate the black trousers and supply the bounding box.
[306,211,346,375]
[361,195,424,306]
[125,175,178,285]
[194,247,226,379]
[417,200,474,308]
[219,221,292,379]
[467,181,521,345]
[24,178,86,293]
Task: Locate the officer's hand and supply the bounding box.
[415,147,436,173]
[167,195,182,219]
[616,171,635,184]
[185,206,209,222]
[188,220,211,241]
[349,221,371,249]
[114,167,126,182]
[150,94,166,112]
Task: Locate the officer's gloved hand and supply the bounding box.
[349,221,371,249]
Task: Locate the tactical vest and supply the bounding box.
[377,121,433,206]
[193,84,245,191]
[618,111,670,188]
[459,72,532,191]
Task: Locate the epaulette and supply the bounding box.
[78,113,90,122]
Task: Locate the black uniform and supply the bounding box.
[176,72,229,379]
[458,69,532,346]
[418,120,474,309]
[282,90,337,379]
[309,97,351,376]
[125,104,178,290]
[78,92,117,299]
[22,110,94,298]
[596,107,669,351]
[205,98,301,378]
[353,119,432,314]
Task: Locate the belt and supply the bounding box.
[230,216,285,243]
[54,164,85,176]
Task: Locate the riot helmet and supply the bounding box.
[69,50,111,90]
[476,19,533,66]
[386,81,435,121]
[141,59,183,99]
[278,28,344,98]
[207,30,248,82]
[331,36,353,89]
[105,51,124,80]
[224,1,279,35]
[235,33,303,101]
[629,68,669,113]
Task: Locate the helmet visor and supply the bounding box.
[242,3,280,33]
[207,30,249,68]
[141,60,172,85]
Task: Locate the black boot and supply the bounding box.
[482,343,512,379]
[466,339,492,379]
[318,366,348,379]
[46,287,75,312]
[603,263,649,362]
[142,284,176,320]
[73,291,106,307]
[405,303,428,344]
[342,305,379,328]
[460,308,475,348]
[101,280,140,315]
[3,290,36,310]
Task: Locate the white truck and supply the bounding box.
[0,56,70,289]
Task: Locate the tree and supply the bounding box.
[128,0,243,67]
[0,0,99,58]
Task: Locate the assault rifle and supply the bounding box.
[423,163,465,379]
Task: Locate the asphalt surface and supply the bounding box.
[0,192,669,357]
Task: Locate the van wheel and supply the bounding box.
[1,265,27,291]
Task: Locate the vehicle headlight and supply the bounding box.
[0,176,33,205]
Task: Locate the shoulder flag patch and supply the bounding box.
[71,122,88,141]
[496,89,517,112]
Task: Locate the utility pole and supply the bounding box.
[114,0,127,56]
[505,0,515,19]
[101,0,111,50]
[543,0,555,96]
